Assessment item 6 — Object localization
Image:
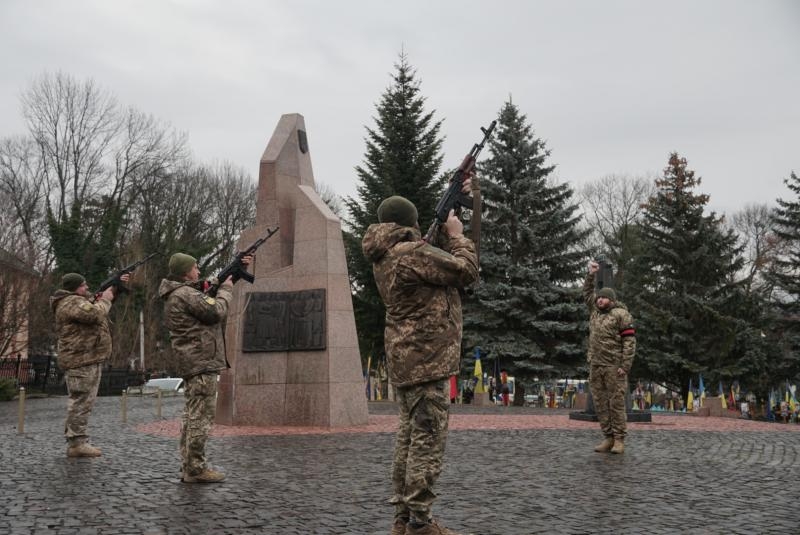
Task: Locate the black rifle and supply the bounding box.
[595,254,614,290]
[206,227,279,297]
[423,120,496,245]
[95,252,160,298]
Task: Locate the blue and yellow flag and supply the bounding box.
[473,355,485,393]
[698,374,706,402]
[687,378,694,411]
[375,365,383,400]
[767,389,778,420]
[767,389,776,420]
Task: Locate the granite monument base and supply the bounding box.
[568,390,652,422]
[568,410,652,422]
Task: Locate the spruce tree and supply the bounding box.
[463,100,589,382]
[627,153,756,395]
[343,53,445,363]
[766,171,800,381]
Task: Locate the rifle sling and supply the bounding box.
[471,181,481,263]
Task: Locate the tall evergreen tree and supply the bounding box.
[463,100,589,381]
[627,153,760,395]
[765,171,800,381]
[343,53,445,363]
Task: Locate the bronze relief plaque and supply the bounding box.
[242,289,326,352]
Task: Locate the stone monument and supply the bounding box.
[216,113,369,427]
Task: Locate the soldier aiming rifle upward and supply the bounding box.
[94,252,160,299]
[205,226,279,297]
[424,120,496,253]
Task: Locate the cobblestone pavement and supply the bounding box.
[2,395,798,535]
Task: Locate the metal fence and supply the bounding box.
[0,355,145,396]
[0,354,64,394]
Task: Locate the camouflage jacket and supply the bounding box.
[362,223,479,388]
[50,291,113,370]
[158,279,232,379]
[583,273,636,371]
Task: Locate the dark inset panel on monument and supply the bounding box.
[242,289,326,352]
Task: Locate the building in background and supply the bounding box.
[0,247,38,359]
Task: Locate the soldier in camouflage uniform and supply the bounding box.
[50,272,127,458]
[363,193,479,535]
[584,260,636,454]
[159,253,251,484]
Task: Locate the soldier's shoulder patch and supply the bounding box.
[203,296,216,305]
[80,303,94,311]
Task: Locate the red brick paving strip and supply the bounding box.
[136,413,800,438]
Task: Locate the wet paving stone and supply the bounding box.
[2,396,798,534]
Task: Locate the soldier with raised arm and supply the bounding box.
[584,260,636,454]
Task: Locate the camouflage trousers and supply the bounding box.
[589,364,628,439]
[180,373,218,475]
[64,362,102,446]
[390,379,450,523]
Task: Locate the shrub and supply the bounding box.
[0,377,17,401]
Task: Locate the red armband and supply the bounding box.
[620,327,635,337]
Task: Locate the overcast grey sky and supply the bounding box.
[1,0,797,215]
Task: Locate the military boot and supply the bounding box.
[610,438,625,454]
[405,519,461,535]
[182,468,226,483]
[391,517,408,535]
[593,437,614,452]
[67,443,102,458]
